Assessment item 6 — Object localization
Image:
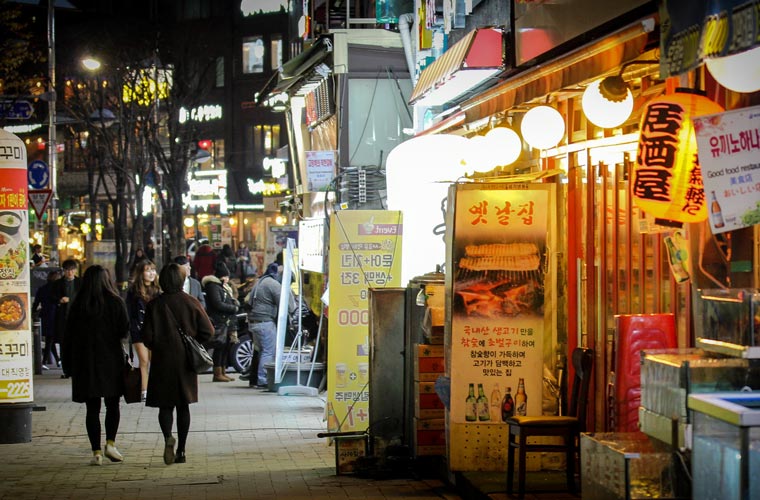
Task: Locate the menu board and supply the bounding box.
[0,130,33,403]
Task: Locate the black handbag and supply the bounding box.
[166,305,213,374]
[122,337,142,404]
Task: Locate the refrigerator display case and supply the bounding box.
[580,432,690,500]
[638,349,751,448]
[689,392,760,500]
[696,289,760,358]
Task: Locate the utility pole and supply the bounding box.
[47,0,59,265]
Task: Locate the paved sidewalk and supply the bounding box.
[1,369,462,500]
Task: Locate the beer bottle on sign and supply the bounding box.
[710,191,725,229]
[490,383,502,422]
[515,378,528,416]
[465,383,477,422]
[501,386,514,421]
[476,383,490,421]
[326,402,340,432]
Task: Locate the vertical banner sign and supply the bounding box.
[0,129,33,403]
[450,185,549,425]
[693,105,760,234]
[328,210,402,433]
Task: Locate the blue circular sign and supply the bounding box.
[28,160,49,189]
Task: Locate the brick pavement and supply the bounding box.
[0,369,462,500]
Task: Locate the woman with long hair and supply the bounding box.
[61,265,129,465]
[142,263,214,465]
[126,259,161,401]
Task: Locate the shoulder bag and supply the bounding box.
[122,334,142,404]
[166,302,213,374]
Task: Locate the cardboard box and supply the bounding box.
[417,381,436,394]
[417,344,444,357]
[416,417,445,430]
[334,435,368,475]
[415,407,445,419]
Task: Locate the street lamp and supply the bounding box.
[47,0,59,265]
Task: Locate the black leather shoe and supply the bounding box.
[174,451,186,464]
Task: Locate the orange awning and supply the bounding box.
[460,17,656,124]
[409,27,504,106]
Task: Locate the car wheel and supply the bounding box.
[229,334,254,373]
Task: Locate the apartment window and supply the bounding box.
[271,35,283,71]
[245,124,280,171]
[242,36,265,74]
[215,57,224,87]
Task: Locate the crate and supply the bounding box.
[581,432,690,500]
[415,344,444,381]
[333,434,369,475]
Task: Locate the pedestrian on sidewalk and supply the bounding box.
[32,269,62,369]
[202,262,239,382]
[61,265,129,466]
[245,262,295,387]
[173,255,205,308]
[52,259,82,379]
[142,263,214,465]
[126,259,161,402]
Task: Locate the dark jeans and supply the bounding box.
[85,396,120,451]
[43,337,59,365]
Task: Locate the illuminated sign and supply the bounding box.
[183,169,228,213]
[263,157,287,177]
[247,178,284,196]
[179,105,223,124]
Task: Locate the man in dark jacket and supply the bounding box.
[245,262,295,388]
[51,259,81,378]
[173,255,205,308]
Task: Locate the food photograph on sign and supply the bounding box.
[0,293,28,331]
[0,211,28,281]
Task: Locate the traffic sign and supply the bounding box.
[28,189,52,220]
[28,160,50,189]
[0,100,34,120]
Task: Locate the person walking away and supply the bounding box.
[32,270,62,369]
[126,260,161,402]
[220,244,237,281]
[141,263,214,465]
[246,262,295,388]
[173,255,205,308]
[51,259,82,379]
[192,243,216,280]
[61,265,129,465]
[202,263,239,382]
[235,242,254,281]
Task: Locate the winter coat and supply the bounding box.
[246,274,293,324]
[32,282,58,341]
[201,275,239,329]
[185,276,206,308]
[51,276,82,337]
[61,295,129,403]
[126,290,149,343]
[141,291,213,407]
[193,244,216,280]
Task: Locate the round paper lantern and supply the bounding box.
[582,78,634,129]
[521,105,565,149]
[462,135,493,174]
[633,89,724,223]
[484,126,522,166]
[705,46,760,93]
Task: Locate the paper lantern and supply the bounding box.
[484,126,522,166]
[521,105,565,149]
[582,77,634,129]
[705,46,760,93]
[632,89,724,223]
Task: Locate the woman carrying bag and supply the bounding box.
[142,263,214,465]
[201,263,239,382]
[61,265,129,465]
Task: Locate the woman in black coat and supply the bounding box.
[201,263,239,382]
[142,263,214,465]
[61,265,129,466]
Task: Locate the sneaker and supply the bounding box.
[41,365,49,370]
[163,436,176,465]
[90,454,103,466]
[104,443,123,462]
[141,391,147,403]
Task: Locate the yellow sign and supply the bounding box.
[327,210,403,433]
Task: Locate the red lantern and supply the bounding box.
[633,89,724,223]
